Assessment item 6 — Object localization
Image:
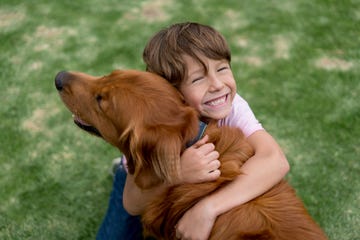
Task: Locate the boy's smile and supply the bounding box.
[204,93,229,107]
[180,54,236,120]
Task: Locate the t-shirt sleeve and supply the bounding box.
[219,94,263,138]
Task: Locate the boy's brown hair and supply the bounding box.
[143,22,231,88]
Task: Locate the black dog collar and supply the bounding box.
[186,121,207,148]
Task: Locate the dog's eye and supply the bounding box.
[96,95,102,103]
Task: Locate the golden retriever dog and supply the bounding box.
[55,69,327,240]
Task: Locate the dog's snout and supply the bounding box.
[55,71,70,91]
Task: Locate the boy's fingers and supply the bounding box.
[209,160,221,171]
[193,134,209,148]
[206,169,221,181]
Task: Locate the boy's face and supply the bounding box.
[179,54,236,121]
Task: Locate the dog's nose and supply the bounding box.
[55,71,69,91]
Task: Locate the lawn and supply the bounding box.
[0,0,359,239]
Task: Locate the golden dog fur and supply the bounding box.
[55,69,327,239]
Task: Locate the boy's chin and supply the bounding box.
[202,108,232,121]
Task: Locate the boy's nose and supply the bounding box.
[208,75,224,91]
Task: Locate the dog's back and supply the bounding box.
[142,124,327,240]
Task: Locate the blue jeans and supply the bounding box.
[96,164,143,240]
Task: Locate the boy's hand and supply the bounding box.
[175,199,216,240]
[179,135,221,184]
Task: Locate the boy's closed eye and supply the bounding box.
[192,75,204,83]
[191,66,229,83]
[217,66,228,72]
[217,62,231,72]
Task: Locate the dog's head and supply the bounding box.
[55,70,199,188]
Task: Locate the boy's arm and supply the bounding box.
[207,130,289,215]
[123,174,168,215]
[175,130,290,239]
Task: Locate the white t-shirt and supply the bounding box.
[218,93,263,138]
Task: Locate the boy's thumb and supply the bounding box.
[193,134,209,148]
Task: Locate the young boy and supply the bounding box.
[97,22,289,240]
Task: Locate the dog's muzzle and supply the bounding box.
[55,71,103,138]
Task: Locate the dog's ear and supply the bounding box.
[129,126,183,189]
[130,104,200,189]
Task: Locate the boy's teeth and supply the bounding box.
[207,96,226,106]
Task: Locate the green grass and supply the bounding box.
[0,0,359,239]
